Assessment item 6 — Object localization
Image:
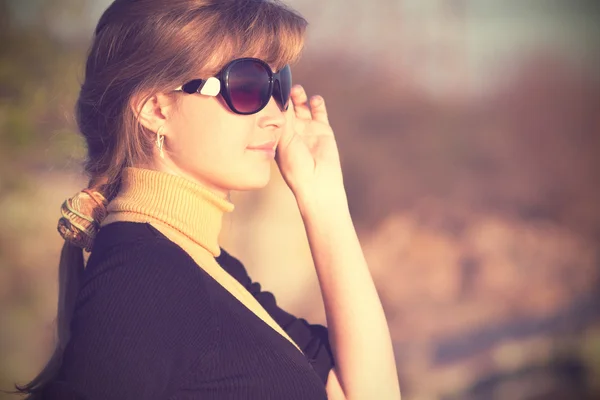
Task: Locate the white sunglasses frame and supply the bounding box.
[173,76,221,97]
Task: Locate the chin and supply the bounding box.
[230,170,272,191]
[240,176,271,191]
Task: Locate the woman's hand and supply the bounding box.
[275,85,345,203]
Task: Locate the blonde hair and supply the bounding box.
[14,0,307,396]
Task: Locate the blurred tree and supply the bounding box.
[0,0,86,173]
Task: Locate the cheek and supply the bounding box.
[172,99,256,164]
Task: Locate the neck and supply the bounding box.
[105,167,235,256]
[150,159,232,200]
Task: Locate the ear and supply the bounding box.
[130,91,176,134]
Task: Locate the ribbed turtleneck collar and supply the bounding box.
[106,167,235,257]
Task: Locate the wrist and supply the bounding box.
[295,186,349,219]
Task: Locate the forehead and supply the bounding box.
[210,44,287,73]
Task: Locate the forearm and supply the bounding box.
[296,190,401,400]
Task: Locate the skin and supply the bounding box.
[135,66,401,399]
[136,81,286,197]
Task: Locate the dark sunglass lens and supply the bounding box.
[276,65,292,110]
[228,60,270,113]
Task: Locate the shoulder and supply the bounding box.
[82,221,208,303]
[91,221,182,258]
[88,221,195,273]
[61,224,220,398]
[74,222,219,343]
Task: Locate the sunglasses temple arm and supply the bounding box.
[172,77,221,96]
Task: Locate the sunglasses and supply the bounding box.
[174,57,292,115]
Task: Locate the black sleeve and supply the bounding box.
[53,239,219,400]
[216,248,335,384]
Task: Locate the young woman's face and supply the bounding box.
[162,81,287,198]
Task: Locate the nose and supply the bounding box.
[256,97,286,130]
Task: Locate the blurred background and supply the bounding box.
[1,0,599,399]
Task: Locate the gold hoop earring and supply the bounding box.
[156,126,165,159]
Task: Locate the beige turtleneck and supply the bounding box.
[100,167,303,353]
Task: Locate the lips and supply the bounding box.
[247,140,277,151]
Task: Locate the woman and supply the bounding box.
[15,0,400,398]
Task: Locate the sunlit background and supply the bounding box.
[1,0,599,399]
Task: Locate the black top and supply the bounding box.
[43,221,334,399]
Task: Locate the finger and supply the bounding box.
[280,101,298,146]
[290,85,312,120]
[310,95,329,125]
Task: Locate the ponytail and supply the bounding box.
[12,184,112,398]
